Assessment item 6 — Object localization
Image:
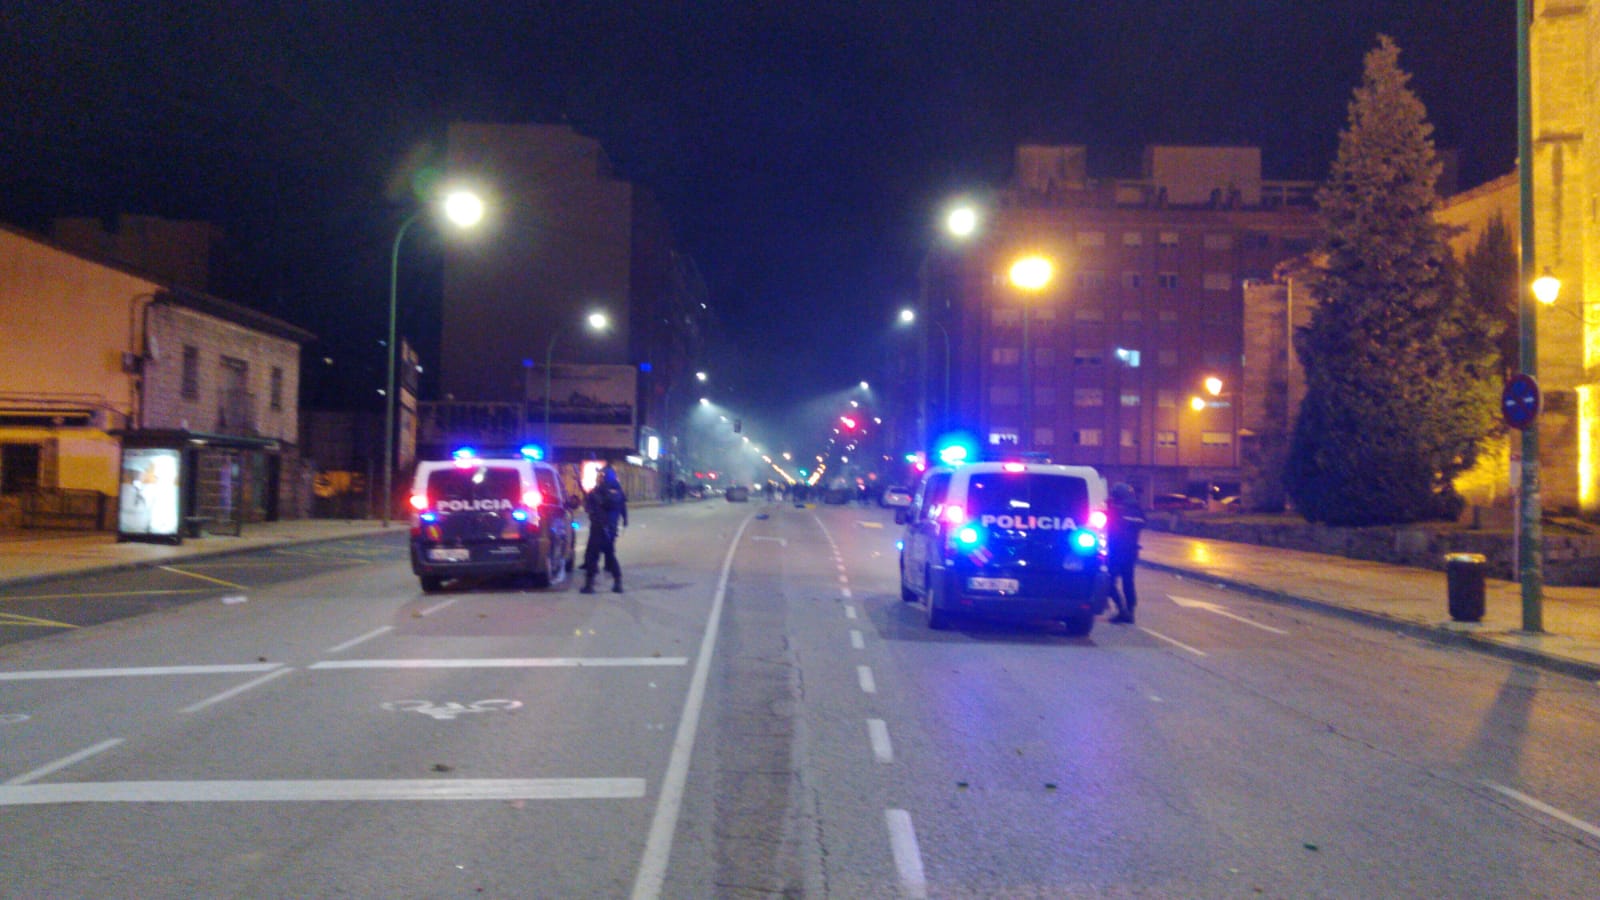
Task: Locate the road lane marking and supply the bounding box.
[158,565,248,590]
[841,587,853,599]
[885,809,928,899]
[857,521,883,529]
[1137,627,1208,657]
[310,657,688,670]
[845,605,858,620]
[0,589,203,602]
[631,511,757,900]
[867,719,894,763]
[1487,782,1600,840]
[181,667,296,714]
[6,739,125,786]
[417,596,462,617]
[0,778,645,805]
[751,536,787,546]
[0,612,78,630]
[326,626,394,654]
[1169,594,1289,635]
[850,629,864,650]
[857,665,877,694]
[0,663,282,681]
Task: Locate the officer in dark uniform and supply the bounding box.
[581,462,629,594]
[1105,482,1147,624]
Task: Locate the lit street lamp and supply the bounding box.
[1009,254,1056,452]
[382,189,484,527]
[543,311,611,453]
[898,306,951,443]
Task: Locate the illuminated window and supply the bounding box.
[989,429,1019,447]
[1074,429,1103,446]
[1202,431,1233,446]
[1120,429,1139,447]
[1074,388,1104,407]
[1123,231,1144,246]
[1156,430,1178,448]
[992,347,1020,365]
[1159,231,1179,247]
[1120,391,1141,407]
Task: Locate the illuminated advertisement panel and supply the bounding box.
[118,447,182,540]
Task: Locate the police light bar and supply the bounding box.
[519,444,546,461]
[1002,462,1026,473]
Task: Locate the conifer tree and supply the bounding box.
[1284,36,1500,526]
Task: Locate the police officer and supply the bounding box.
[1105,482,1146,624]
[581,462,629,594]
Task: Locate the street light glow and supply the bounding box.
[898,307,916,324]
[442,190,485,227]
[1532,271,1561,305]
[946,205,978,238]
[1204,376,1224,396]
[587,311,611,331]
[1009,255,1055,291]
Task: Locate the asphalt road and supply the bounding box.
[2,500,1598,898]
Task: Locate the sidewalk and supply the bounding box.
[1139,532,1600,682]
[2,519,1599,681]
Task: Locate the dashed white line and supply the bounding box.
[857,665,877,694]
[885,809,928,899]
[841,587,853,599]
[326,626,394,654]
[845,605,858,620]
[850,629,865,650]
[0,663,282,681]
[1137,626,1208,657]
[181,667,296,714]
[5,738,124,786]
[310,657,687,670]
[0,778,645,805]
[1487,781,1600,840]
[417,596,462,617]
[867,719,894,763]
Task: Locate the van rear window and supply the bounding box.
[966,472,1089,521]
[426,467,521,503]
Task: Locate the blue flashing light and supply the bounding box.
[895,539,904,551]
[639,361,653,372]
[511,509,529,522]
[420,512,438,524]
[451,446,477,463]
[955,525,981,546]
[519,443,545,461]
[1070,528,1099,553]
[939,445,969,465]
[571,521,582,532]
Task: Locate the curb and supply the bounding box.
[1140,558,1600,683]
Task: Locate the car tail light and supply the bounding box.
[523,489,542,508]
[1088,508,1108,530]
[940,504,966,526]
[409,494,429,512]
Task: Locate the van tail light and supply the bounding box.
[940,504,966,526]
[1088,508,1108,530]
[523,489,543,508]
[409,494,430,512]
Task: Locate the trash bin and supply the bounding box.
[1445,553,1487,622]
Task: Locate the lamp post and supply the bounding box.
[1189,376,1234,506]
[382,189,483,527]
[1009,255,1055,452]
[898,307,951,451]
[1515,0,1542,631]
[542,311,611,453]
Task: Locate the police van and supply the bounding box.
[408,447,578,593]
[897,460,1110,634]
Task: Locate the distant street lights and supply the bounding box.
[543,311,611,452]
[1008,255,1056,452]
[382,189,484,527]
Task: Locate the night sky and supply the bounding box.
[0,1,1516,449]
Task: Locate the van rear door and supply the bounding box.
[964,471,1091,569]
[424,465,521,543]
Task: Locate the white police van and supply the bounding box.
[897,460,1110,634]
[409,446,578,593]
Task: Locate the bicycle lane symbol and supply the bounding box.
[381,700,522,721]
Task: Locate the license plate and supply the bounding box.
[429,548,471,563]
[968,576,1019,592]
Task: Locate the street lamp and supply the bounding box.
[898,306,951,445]
[1516,0,1543,632]
[382,188,484,527]
[542,310,611,454]
[1009,255,1056,452]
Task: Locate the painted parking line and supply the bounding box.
[5,739,124,786]
[180,667,296,714]
[158,566,248,590]
[0,612,78,630]
[1487,781,1600,840]
[0,777,645,806]
[0,663,283,681]
[309,657,688,670]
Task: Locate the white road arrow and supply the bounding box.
[1168,595,1289,635]
[752,536,788,546]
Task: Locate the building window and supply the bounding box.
[1034,386,1056,406]
[1158,350,1178,367]
[1073,305,1105,322]
[182,345,200,401]
[990,385,1020,405]
[1034,427,1055,447]
[993,308,1021,326]
[1123,231,1144,246]
[1114,347,1141,367]
[1073,348,1104,367]
[1159,308,1180,323]
[1032,304,1057,322]
[1076,231,1106,247]
[1074,388,1104,407]
[1156,430,1178,448]
[1,443,42,494]
[1077,271,1106,289]
[1203,233,1234,251]
[1120,390,1141,407]
[1074,429,1103,447]
[1157,391,1177,408]
[1203,272,1232,291]
[1157,272,1179,290]
[1201,431,1234,446]
[992,347,1020,365]
[989,429,1019,447]
[1121,271,1143,290]
[1033,348,1056,366]
[1120,429,1139,448]
[1122,308,1143,323]
[270,366,284,411]
[1159,231,1180,247]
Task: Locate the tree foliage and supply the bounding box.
[1461,215,1519,380]
[1285,36,1502,526]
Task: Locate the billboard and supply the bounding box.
[531,364,637,451]
[118,447,182,540]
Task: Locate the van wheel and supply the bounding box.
[420,575,444,594]
[1062,614,1095,637]
[530,551,555,588]
[927,604,953,631]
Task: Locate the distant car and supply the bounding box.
[724,485,750,502]
[880,485,913,509]
[1152,493,1205,511]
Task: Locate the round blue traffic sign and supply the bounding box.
[1502,373,1540,430]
